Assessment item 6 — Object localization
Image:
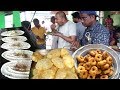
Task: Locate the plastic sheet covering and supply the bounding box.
[0,12,5,29]
[13,11,21,27]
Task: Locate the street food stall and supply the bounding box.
[0,11,120,79]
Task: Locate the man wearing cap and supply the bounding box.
[78,11,110,46]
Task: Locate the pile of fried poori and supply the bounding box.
[76,49,114,79]
[31,48,78,79]
[32,51,44,62]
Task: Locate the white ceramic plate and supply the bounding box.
[1,41,31,50]
[1,30,24,36]
[1,61,30,79]
[1,50,33,61]
[2,36,27,43]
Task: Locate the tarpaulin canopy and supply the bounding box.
[13,11,21,27]
[0,12,5,29]
[0,11,23,29]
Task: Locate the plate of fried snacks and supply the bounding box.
[29,48,78,79]
[72,44,120,79]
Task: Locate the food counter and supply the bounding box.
[0,29,120,79]
[29,44,120,79]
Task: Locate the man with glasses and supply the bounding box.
[79,11,110,46]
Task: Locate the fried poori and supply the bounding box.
[63,55,74,68]
[35,58,53,70]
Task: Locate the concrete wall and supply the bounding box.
[111,14,120,26]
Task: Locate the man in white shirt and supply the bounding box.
[51,11,76,54]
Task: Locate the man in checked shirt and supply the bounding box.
[72,11,110,49]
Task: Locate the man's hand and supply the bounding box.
[51,24,56,32]
[36,36,40,39]
[53,32,76,44]
[72,41,80,48]
[36,36,44,41]
[70,41,80,51]
[52,32,63,37]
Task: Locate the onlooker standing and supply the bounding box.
[50,16,58,49]
[21,21,37,51]
[105,25,116,46]
[104,15,114,27]
[71,12,86,46]
[32,18,46,49]
[79,11,110,46]
[104,15,115,46]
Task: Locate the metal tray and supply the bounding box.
[72,44,120,79]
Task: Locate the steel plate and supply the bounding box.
[72,44,120,79]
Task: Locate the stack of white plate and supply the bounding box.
[1,61,31,79]
[0,30,32,79]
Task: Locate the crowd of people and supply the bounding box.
[21,11,120,55]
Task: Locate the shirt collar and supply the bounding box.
[86,21,99,31]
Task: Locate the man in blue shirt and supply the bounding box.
[80,11,110,46]
[71,11,110,51]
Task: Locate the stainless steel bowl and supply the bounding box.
[72,44,120,79]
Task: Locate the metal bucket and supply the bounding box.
[72,44,120,79]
